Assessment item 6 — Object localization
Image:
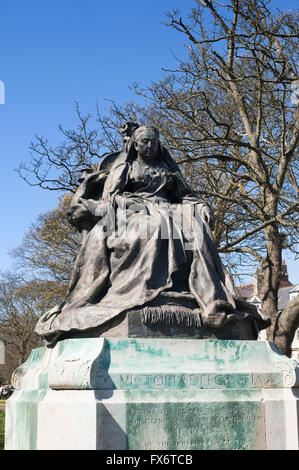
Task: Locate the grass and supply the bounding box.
[0,408,5,450]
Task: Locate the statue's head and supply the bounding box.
[128,126,161,164]
[133,126,159,163]
[102,124,191,199]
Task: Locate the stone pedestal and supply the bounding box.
[5,338,299,450]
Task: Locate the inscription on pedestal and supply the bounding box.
[126,401,266,450]
[105,372,284,390]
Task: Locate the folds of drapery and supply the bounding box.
[35,194,237,340]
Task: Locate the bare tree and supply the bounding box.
[96,1,299,350]
[0,195,81,378]
[17,0,298,352]
[108,1,299,323]
[11,194,80,287]
[17,102,118,193]
[0,275,45,378]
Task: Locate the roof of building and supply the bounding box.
[236,262,297,309]
[238,285,295,310]
[246,295,261,304]
[279,279,293,288]
[277,286,296,310]
[235,284,254,299]
[290,284,299,293]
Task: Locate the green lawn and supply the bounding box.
[0,409,5,450]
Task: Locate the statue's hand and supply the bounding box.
[79,198,97,215]
[80,199,110,220]
[67,200,94,230]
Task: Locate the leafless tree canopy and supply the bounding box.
[15,0,299,353]
[0,275,45,379]
[0,196,80,378]
[99,0,298,321]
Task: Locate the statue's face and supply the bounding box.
[134,128,159,163]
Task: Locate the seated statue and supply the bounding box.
[35,123,270,343]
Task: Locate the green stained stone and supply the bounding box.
[5,338,299,450]
[125,391,265,450]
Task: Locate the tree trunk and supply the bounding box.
[259,225,283,339]
[272,296,299,357]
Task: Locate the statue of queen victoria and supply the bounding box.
[35,123,269,343]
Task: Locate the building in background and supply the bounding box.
[236,261,299,360]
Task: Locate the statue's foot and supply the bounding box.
[203,311,227,328]
[202,300,233,329]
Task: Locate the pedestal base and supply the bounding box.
[5,338,299,450]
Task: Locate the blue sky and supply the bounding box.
[0,0,298,284]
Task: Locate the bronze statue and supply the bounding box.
[35,124,269,343]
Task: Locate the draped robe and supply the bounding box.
[35,142,240,342]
